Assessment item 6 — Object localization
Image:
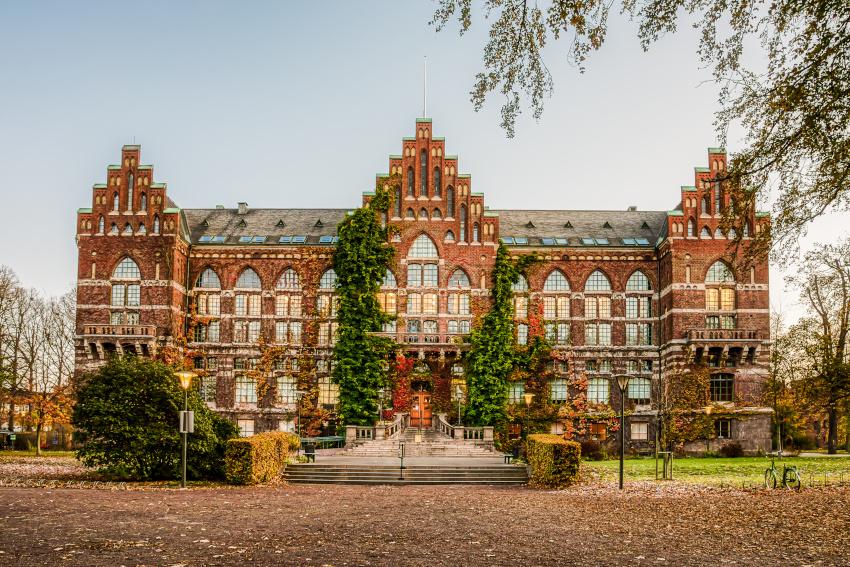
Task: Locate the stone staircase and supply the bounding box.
[283,463,528,485]
[341,427,497,458]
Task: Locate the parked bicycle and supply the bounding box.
[764,451,801,490]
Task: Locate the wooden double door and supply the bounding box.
[410,391,432,428]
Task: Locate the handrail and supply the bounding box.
[436,414,454,437]
[385,413,407,439]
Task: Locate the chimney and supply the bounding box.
[238,202,248,215]
[627,206,637,211]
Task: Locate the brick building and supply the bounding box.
[74,117,772,453]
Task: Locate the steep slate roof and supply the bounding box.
[492,209,669,247]
[183,207,350,245]
[181,206,669,248]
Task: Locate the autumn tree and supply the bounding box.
[786,240,850,453]
[432,0,850,259]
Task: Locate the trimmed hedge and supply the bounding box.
[526,434,581,488]
[224,432,301,485]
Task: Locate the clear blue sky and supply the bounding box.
[0,1,841,318]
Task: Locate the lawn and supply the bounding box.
[582,455,850,488]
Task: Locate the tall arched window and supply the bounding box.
[140,193,147,211]
[110,258,141,326]
[447,186,455,217]
[406,236,439,336]
[112,192,119,211]
[472,223,479,242]
[419,208,429,219]
[196,268,221,288]
[420,149,428,197]
[705,261,736,329]
[394,186,401,218]
[317,269,339,345]
[97,215,105,234]
[448,269,470,287]
[378,269,397,333]
[512,274,529,292]
[194,268,222,341]
[407,167,414,197]
[542,270,570,345]
[584,270,612,347]
[459,205,467,242]
[625,271,652,346]
[233,268,262,343]
[274,268,303,345]
[406,208,415,219]
[153,215,160,234]
[447,269,471,319]
[127,174,134,211]
[319,268,337,289]
[687,218,696,237]
[444,230,455,242]
[433,167,441,197]
[512,274,530,336]
[702,194,711,215]
[408,234,438,258]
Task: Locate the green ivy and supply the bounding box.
[464,244,536,426]
[331,184,396,426]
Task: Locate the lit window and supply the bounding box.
[631,422,648,441]
[318,376,339,406]
[237,419,255,437]
[514,296,528,318]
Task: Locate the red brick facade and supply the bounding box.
[74,119,772,451]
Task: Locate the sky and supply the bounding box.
[0,1,843,321]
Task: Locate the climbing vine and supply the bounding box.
[464,244,537,426]
[331,179,397,426]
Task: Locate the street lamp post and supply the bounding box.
[175,371,196,489]
[614,374,632,490]
[295,390,307,457]
[455,385,463,425]
[522,391,535,441]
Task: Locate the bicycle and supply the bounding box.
[764,451,801,490]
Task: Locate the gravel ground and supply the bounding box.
[1,482,848,566]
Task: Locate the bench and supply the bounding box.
[504,446,520,464]
[304,443,316,463]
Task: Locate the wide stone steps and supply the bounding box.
[283,464,528,485]
[342,442,495,457]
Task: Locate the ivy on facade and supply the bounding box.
[331,181,397,426]
[464,244,537,426]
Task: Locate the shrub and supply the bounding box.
[224,431,300,485]
[526,433,581,489]
[73,357,239,481]
[579,439,606,461]
[719,442,745,458]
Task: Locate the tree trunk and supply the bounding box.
[827,406,838,454]
[35,421,42,457]
[845,412,850,453]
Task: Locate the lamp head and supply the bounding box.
[523,392,535,406]
[615,374,631,393]
[175,371,196,390]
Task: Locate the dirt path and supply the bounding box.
[1,483,848,566]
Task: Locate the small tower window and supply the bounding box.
[420,149,428,197]
[473,223,479,242]
[419,208,428,219]
[113,192,119,211]
[140,193,147,211]
[407,167,414,197]
[153,215,160,234]
[687,218,696,237]
[127,174,134,211]
[98,215,105,234]
[447,186,455,217]
[433,167,441,197]
[394,186,401,217]
[459,205,467,242]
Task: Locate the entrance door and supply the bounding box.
[410,392,432,428]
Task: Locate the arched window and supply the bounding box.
[112,192,119,210]
[378,270,398,327]
[432,208,442,219]
[408,234,439,258]
[196,268,221,288]
[236,268,261,289]
[511,274,528,293]
[406,208,415,219]
[420,149,428,197]
[459,205,467,241]
[433,167,441,197]
[448,269,470,288]
[743,222,750,237]
[700,226,712,238]
[382,270,397,287]
[585,270,611,291]
[97,216,105,233]
[394,186,401,218]
[419,208,429,219]
[472,223,479,242]
[113,257,141,279]
[687,218,696,237]
[152,215,160,234]
[110,222,118,234]
[127,174,134,211]
[319,269,337,290]
[626,271,651,291]
[110,258,141,325]
[706,261,735,283]
[444,230,455,242]
[140,193,147,211]
[544,270,570,291]
[447,186,455,217]
[137,223,146,234]
[122,223,133,235]
[407,167,414,197]
[276,268,300,290]
[702,195,711,214]
[714,227,725,239]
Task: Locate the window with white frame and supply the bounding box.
[200,376,217,403]
[587,377,610,404]
[584,270,612,291]
[236,376,257,404]
[318,376,339,406]
[550,378,568,403]
[110,257,141,326]
[277,375,297,404]
[237,419,255,437]
[631,422,648,441]
[517,323,528,345]
[508,381,525,404]
[236,268,261,289]
[196,268,221,289]
[628,377,651,404]
[585,323,612,346]
[625,323,652,346]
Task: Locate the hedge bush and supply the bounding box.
[224,431,300,485]
[526,434,581,488]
